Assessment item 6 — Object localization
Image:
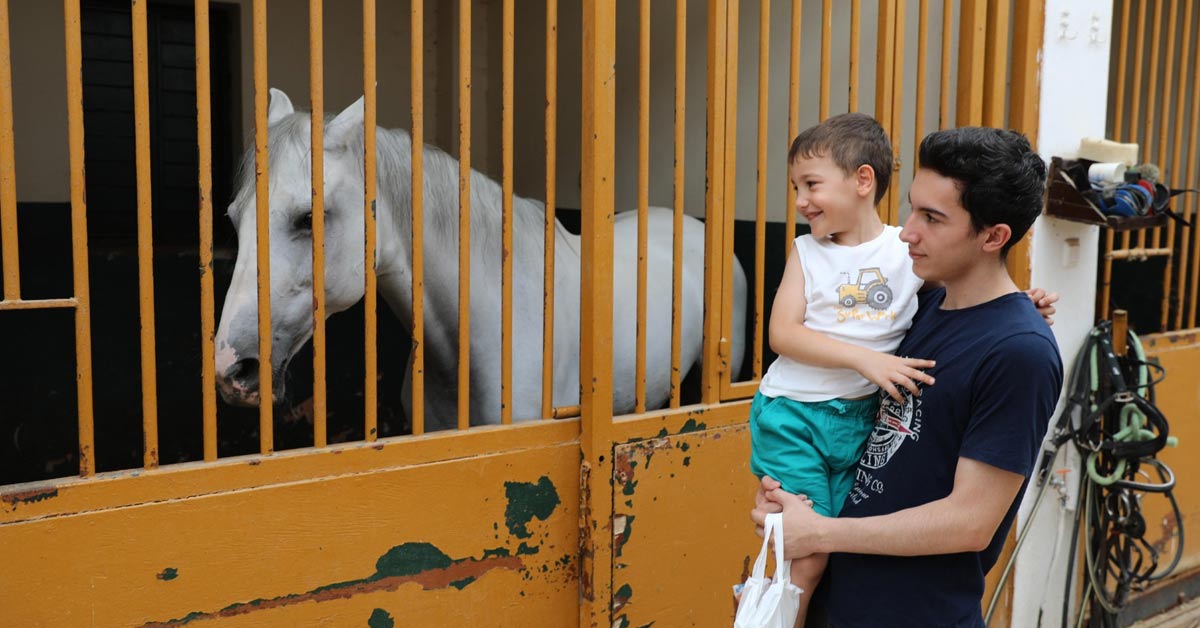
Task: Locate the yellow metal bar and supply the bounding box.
[501,0,514,425]
[635,0,649,414]
[363,0,378,441]
[411,0,426,435]
[132,0,160,467]
[1181,6,1200,328]
[64,0,94,477]
[701,0,728,405]
[251,0,273,452]
[786,0,800,257]
[983,0,1010,127]
[579,0,616,623]
[196,0,217,460]
[956,0,986,126]
[914,0,928,171]
[1106,0,1135,315]
[1152,0,1177,255]
[1161,0,1187,330]
[309,0,327,448]
[1139,0,1164,250]
[1124,0,1150,252]
[1010,0,1044,141]
[888,0,905,224]
[820,0,832,120]
[939,0,953,129]
[0,298,76,310]
[670,0,686,409]
[1006,0,1045,290]
[875,0,897,220]
[849,0,861,111]
[1106,248,1172,260]
[718,0,739,395]
[752,0,769,380]
[1114,0,1132,141]
[0,0,18,301]
[543,0,558,420]
[457,0,472,430]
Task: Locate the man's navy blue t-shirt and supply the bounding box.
[826,288,1063,628]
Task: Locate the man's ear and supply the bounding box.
[855,164,877,199]
[980,223,1013,254]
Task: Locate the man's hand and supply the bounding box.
[1025,288,1059,326]
[853,350,936,402]
[751,480,828,560]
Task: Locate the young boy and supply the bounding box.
[749,112,926,625]
[748,114,1055,625]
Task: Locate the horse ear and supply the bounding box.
[267,88,295,125]
[325,96,365,148]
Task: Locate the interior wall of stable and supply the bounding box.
[11,0,961,224]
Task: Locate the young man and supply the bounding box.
[750,127,1064,628]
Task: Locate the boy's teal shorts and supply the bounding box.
[749,391,878,517]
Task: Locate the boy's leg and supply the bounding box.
[789,553,829,628]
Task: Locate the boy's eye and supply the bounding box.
[924,213,938,223]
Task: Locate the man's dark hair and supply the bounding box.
[917,127,1047,257]
[788,113,893,204]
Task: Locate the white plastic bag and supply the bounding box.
[733,512,802,628]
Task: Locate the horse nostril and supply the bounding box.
[228,358,259,383]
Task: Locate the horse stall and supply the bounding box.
[0,1,1038,626]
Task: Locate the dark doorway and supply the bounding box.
[81,0,239,247]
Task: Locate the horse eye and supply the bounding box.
[294,212,313,231]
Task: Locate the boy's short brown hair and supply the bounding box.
[787,112,893,204]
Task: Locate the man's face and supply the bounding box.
[900,168,990,283]
[789,154,866,241]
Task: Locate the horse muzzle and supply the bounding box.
[217,357,265,407]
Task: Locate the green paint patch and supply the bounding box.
[367,608,394,628]
[614,617,631,628]
[374,543,453,579]
[482,547,511,559]
[449,576,476,590]
[504,476,560,539]
[157,568,179,581]
[622,480,638,496]
[680,442,691,452]
[517,542,539,556]
[679,418,707,434]
[683,456,691,466]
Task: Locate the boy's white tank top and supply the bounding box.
[759,225,921,402]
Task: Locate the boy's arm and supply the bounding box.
[769,249,935,401]
[752,457,1024,558]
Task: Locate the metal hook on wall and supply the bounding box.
[1059,10,1078,41]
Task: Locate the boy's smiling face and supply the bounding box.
[789,153,874,243]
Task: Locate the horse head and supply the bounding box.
[214,88,375,406]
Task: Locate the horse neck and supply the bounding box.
[373,127,547,323]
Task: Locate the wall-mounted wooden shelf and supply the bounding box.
[1044,157,1168,231]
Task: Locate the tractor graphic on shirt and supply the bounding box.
[837,268,893,310]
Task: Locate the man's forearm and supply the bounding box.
[810,496,998,557]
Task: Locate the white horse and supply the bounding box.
[214,88,746,430]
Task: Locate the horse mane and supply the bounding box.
[233,110,551,259]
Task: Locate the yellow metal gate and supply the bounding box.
[0,1,1041,626]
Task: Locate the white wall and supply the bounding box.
[1012,1,1112,625]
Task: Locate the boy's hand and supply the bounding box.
[1025,288,1059,325]
[857,351,936,402]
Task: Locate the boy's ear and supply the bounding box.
[979,223,1013,254]
[855,164,876,199]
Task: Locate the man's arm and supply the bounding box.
[751,457,1025,558]
[769,249,935,401]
